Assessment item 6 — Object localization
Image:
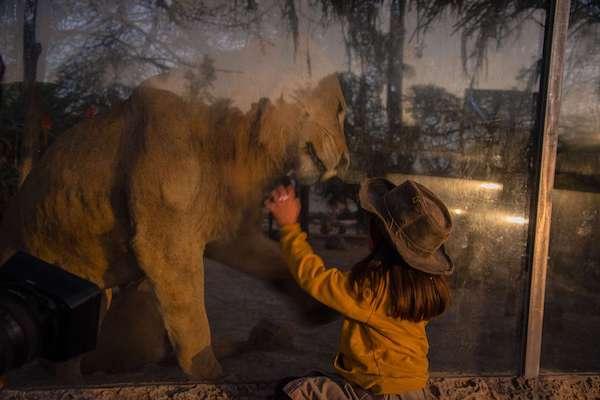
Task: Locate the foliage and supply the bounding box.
[0,81,82,213]
[1,0,599,212]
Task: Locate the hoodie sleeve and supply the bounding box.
[279,223,372,322]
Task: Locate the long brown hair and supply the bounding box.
[349,216,450,322]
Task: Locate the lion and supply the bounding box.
[0,73,349,379]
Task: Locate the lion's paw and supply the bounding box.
[188,347,223,381]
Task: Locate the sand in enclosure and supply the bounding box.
[3,237,599,400]
[3,237,357,387]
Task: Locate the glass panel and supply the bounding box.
[302,4,547,375]
[0,1,547,385]
[541,0,600,373]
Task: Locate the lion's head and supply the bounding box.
[142,69,350,185]
[286,74,350,185]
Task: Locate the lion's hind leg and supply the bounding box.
[134,236,222,379]
[81,281,169,374]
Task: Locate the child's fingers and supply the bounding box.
[269,186,282,200]
[285,185,295,197]
[275,186,288,200]
[272,188,287,202]
[268,185,295,206]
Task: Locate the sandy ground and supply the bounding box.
[3,237,355,388]
[2,237,599,399]
[2,376,600,399]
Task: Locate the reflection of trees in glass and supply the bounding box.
[554,1,600,191]
[314,0,547,213]
[49,1,230,110]
[0,0,596,375]
[2,0,599,201]
[0,2,20,82]
[462,89,535,179]
[20,0,44,184]
[0,0,271,202]
[318,1,411,175]
[0,0,45,204]
[313,1,545,179]
[408,85,462,175]
[542,2,600,374]
[0,82,78,215]
[407,85,535,189]
[316,1,596,177]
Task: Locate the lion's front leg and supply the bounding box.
[131,223,221,380]
[125,104,220,378]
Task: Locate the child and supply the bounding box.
[265,178,454,400]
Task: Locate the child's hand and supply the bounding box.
[265,185,301,227]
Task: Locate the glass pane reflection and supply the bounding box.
[0,0,550,382]
[541,0,600,373]
[302,3,546,374]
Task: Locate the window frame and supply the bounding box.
[523,0,572,378]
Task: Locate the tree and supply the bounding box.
[386,0,406,147]
[316,0,599,174]
[0,54,5,102]
[19,0,44,185]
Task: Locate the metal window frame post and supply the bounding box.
[523,0,571,379]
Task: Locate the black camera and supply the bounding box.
[0,252,102,374]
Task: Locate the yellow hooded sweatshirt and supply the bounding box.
[280,223,429,395]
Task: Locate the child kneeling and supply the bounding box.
[265,178,454,400]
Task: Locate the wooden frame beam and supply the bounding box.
[523,0,571,379]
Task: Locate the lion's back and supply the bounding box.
[1,101,137,286]
[0,85,266,286]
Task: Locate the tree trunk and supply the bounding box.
[19,0,43,186]
[35,0,52,82]
[354,75,369,173]
[386,0,406,147]
[16,0,25,81]
[0,54,5,105]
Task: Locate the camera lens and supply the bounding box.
[0,252,102,374]
[0,289,44,374]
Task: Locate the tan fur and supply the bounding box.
[0,74,348,379]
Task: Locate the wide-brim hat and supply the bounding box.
[358,178,454,275]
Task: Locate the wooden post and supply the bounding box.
[523,0,571,379]
[0,54,5,105]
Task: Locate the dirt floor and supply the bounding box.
[2,237,599,399]
[2,376,600,399]
[3,236,363,388]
